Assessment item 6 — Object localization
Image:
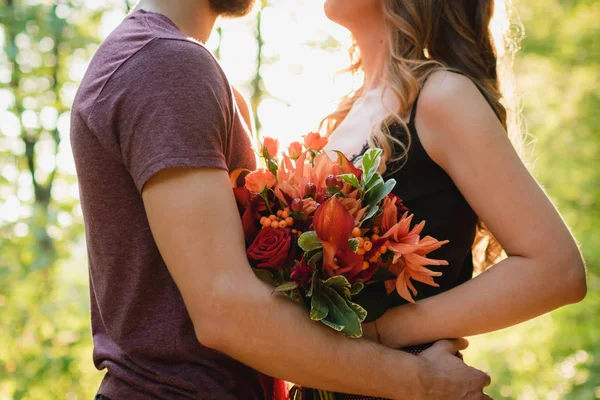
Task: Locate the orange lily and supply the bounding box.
[313,197,363,280]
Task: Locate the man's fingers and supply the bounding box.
[432,338,469,353]
[468,369,492,393]
[482,371,492,387]
[474,369,491,388]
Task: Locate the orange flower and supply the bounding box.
[339,190,367,225]
[303,132,328,152]
[313,197,363,280]
[384,239,449,303]
[261,137,279,158]
[381,196,398,234]
[381,212,449,302]
[299,198,318,217]
[287,141,303,160]
[245,169,276,193]
[309,152,338,190]
[274,154,309,204]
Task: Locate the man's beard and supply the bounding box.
[208,0,255,17]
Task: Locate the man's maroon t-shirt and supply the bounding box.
[70,10,271,399]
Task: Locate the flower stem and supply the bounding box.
[316,390,336,400]
[261,191,274,215]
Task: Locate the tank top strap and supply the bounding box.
[408,70,499,126]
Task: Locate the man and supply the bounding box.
[71,0,492,398]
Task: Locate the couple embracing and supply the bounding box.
[71,0,587,399]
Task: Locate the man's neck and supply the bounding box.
[135,0,217,43]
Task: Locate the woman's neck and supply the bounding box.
[352,25,388,91]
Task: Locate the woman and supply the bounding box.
[311,0,587,398]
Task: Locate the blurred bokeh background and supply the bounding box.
[0,0,598,399]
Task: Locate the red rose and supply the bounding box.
[247,227,295,269]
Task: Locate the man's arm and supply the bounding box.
[142,167,491,399]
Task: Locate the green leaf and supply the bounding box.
[253,268,278,287]
[321,286,363,338]
[310,277,328,321]
[348,300,368,322]
[365,179,396,208]
[348,238,360,252]
[298,231,323,252]
[307,251,323,268]
[262,145,270,160]
[350,282,364,295]
[361,148,383,182]
[306,270,319,297]
[362,174,384,195]
[320,318,345,332]
[310,293,329,321]
[326,186,346,197]
[361,205,380,226]
[267,158,279,176]
[274,281,299,293]
[323,275,352,290]
[338,173,360,188]
[289,290,304,303]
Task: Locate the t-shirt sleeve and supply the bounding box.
[88,39,233,193]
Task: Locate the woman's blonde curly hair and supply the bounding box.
[321,0,525,272]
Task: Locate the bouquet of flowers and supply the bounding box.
[232,133,449,397]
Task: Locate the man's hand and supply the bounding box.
[418,339,492,400]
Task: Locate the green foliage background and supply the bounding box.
[0,1,598,399]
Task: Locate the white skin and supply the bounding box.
[136,0,494,399]
[323,0,587,352]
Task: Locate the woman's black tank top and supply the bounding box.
[353,77,498,319]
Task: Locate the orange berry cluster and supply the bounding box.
[352,226,388,270]
[260,208,296,231]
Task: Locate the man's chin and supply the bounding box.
[209,0,256,18]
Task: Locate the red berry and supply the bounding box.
[291,198,303,212]
[305,182,316,197]
[336,177,344,190]
[326,175,337,188]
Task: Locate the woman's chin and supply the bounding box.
[323,0,346,27]
[323,0,376,32]
[323,0,336,23]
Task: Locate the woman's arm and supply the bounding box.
[372,71,587,349]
